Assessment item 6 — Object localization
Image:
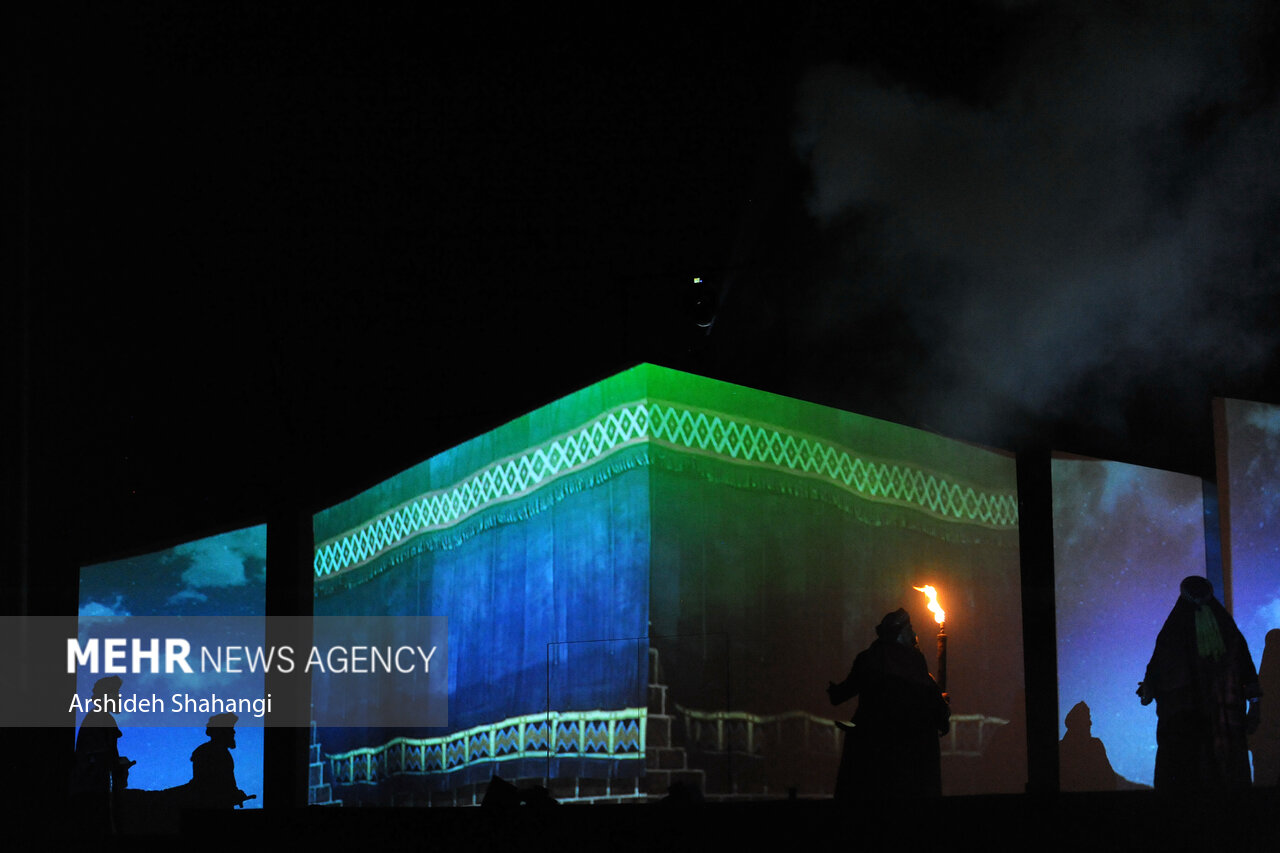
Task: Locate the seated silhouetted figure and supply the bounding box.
[1060,701,1117,791]
[828,608,951,798]
[189,713,251,808]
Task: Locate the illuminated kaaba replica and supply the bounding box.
[311,365,1025,804]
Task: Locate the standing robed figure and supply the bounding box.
[1139,576,1261,790]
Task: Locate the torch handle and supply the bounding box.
[936,627,947,695]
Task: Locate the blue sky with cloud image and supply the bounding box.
[1053,457,1206,788]
[77,524,266,804]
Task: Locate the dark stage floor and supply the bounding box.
[52,788,1280,852]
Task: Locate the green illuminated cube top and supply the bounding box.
[313,364,1019,584]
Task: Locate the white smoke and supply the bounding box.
[794,0,1280,449]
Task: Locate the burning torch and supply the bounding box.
[914,584,947,695]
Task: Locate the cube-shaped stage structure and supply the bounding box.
[311,365,1025,804]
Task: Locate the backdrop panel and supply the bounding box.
[1052,457,1206,790]
[78,524,267,807]
[1216,398,1280,786]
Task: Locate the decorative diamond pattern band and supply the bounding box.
[326,708,646,785]
[315,401,1019,579]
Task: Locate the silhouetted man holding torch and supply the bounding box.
[828,608,951,798]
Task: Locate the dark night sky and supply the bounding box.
[12,2,1280,583]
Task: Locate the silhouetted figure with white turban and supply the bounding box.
[189,713,253,808]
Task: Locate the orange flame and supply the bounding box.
[913,585,945,625]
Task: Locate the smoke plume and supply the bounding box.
[793,0,1280,456]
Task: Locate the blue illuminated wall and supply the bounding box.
[312,365,1025,802]
[78,524,267,807]
[1052,457,1206,789]
[312,370,653,801]
[1220,400,1280,679]
[1217,398,1280,785]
